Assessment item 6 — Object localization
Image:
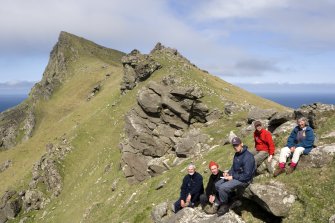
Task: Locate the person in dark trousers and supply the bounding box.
[200,161,223,214]
[173,163,204,213]
[215,137,256,216]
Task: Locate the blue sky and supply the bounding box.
[1,0,335,94]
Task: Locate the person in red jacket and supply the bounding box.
[252,121,275,166]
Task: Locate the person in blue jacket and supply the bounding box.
[274,116,315,177]
[215,137,256,216]
[173,163,204,213]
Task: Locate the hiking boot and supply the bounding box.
[230,200,242,210]
[204,204,218,214]
[273,168,285,177]
[286,166,295,175]
[217,204,229,216]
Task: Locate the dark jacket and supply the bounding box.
[205,170,223,198]
[286,126,315,154]
[229,146,256,183]
[180,172,204,201]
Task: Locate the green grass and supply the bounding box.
[2,38,334,223]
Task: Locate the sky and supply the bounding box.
[1,0,335,94]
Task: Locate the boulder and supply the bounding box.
[272,121,296,136]
[242,181,295,217]
[297,144,335,169]
[151,202,168,223]
[0,160,12,173]
[329,214,335,223]
[165,207,245,223]
[295,103,335,129]
[0,210,7,223]
[268,111,294,132]
[247,108,277,124]
[22,190,44,211]
[2,198,21,219]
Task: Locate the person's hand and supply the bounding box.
[225,175,233,181]
[290,147,296,152]
[186,194,191,203]
[209,195,215,204]
[223,171,229,177]
[181,200,186,208]
[267,155,273,162]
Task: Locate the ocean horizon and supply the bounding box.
[0,93,334,113]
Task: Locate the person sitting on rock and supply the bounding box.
[199,161,223,214]
[173,163,204,213]
[215,137,256,216]
[274,116,315,177]
[251,120,275,167]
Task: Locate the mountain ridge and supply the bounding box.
[0,32,334,223]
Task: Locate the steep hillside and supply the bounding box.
[0,32,334,223]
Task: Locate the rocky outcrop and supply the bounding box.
[295,103,335,129]
[161,207,245,223]
[0,160,12,173]
[297,144,335,169]
[242,181,296,217]
[0,190,22,223]
[120,49,161,94]
[247,108,277,124]
[0,102,35,150]
[29,141,72,197]
[120,80,219,183]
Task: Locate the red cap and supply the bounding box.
[208,161,219,169]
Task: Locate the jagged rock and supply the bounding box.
[329,214,335,223]
[120,50,161,93]
[165,207,245,223]
[268,111,294,132]
[206,108,223,124]
[297,144,335,169]
[0,210,7,223]
[226,131,238,145]
[321,131,335,139]
[2,197,21,219]
[0,103,35,150]
[224,101,240,115]
[155,179,168,190]
[121,81,211,183]
[242,181,295,217]
[295,103,335,129]
[247,108,277,124]
[0,160,12,173]
[22,190,44,211]
[151,202,168,223]
[87,83,101,101]
[0,191,16,209]
[272,121,297,136]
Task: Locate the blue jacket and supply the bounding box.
[229,146,255,183]
[180,172,204,201]
[286,125,315,154]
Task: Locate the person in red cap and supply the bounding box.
[252,120,275,167]
[199,161,223,214]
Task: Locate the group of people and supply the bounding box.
[173,117,315,216]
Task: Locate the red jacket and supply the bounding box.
[254,128,275,155]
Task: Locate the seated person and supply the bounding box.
[274,116,315,177]
[173,163,204,213]
[252,120,275,166]
[200,161,223,214]
[215,137,256,216]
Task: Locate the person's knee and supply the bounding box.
[295,147,305,154]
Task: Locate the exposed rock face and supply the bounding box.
[295,103,335,129]
[297,144,335,169]
[247,108,277,124]
[0,103,35,150]
[0,160,12,173]
[0,190,22,222]
[242,181,296,217]
[163,207,245,223]
[120,80,217,183]
[22,190,45,211]
[29,141,72,197]
[268,111,294,132]
[120,49,162,94]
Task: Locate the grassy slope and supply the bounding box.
[2,42,333,223]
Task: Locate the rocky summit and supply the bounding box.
[0,32,334,223]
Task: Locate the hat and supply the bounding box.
[208,161,219,169]
[254,121,262,127]
[231,137,242,145]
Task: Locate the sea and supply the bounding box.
[0,95,27,112]
[0,93,334,113]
